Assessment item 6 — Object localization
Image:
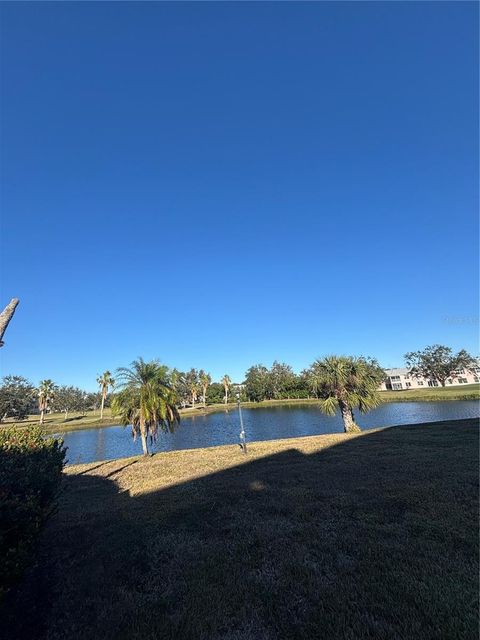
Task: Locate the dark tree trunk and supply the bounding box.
[339,401,361,433]
[0,298,19,347]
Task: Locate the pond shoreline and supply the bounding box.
[60,402,480,466]
[65,415,478,472]
[64,393,480,434]
[6,386,479,435]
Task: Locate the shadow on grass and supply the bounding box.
[2,419,479,640]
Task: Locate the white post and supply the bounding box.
[237,393,247,454]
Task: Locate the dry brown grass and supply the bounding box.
[3,419,479,640]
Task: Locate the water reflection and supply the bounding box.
[62,400,479,465]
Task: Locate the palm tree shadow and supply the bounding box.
[3,419,479,640]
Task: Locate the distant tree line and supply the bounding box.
[0,376,105,423]
[0,344,477,425]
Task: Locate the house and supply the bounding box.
[379,365,480,391]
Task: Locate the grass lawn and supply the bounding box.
[3,418,478,639]
[378,383,480,402]
[4,384,479,435]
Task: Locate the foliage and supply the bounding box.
[221,374,231,404]
[170,369,191,408]
[0,375,36,421]
[184,369,200,407]
[85,391,103,411]
[50,386,87,418]
[269,361,299,399]
[37,379,56,424]
[306,356,385,432]
[112,358,180,455]
[198,370,212,406]
[0,426,65,599]
[243,363,310,402]
[405,345,476,387]
[244,365,270,402]
[206,382,227,405]
[97,371,115,419]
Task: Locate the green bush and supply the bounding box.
[0,426,66,599]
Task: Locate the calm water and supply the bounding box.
[61,401,479,465]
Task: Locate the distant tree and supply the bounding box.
[199,370,212,407]
[297,369,313,398]
[306,356,385,433]
[112,358,180,456]
[221,374,231,405]
[185,369,200,409]
[85,391,102,413]
[244,365,269,402]
[51,385,75,419]
[269,361,297,399]
[405,345,476,387]
[206,382,224,405]
[0,298,19,347]
[97,371,115,419]
[38,380,56,425]
[51,386,87,419]
[0,375,35,421]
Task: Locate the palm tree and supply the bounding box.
[307,356,384,433]
[221,374,231,405]
[111,358,180,456]
[185,369,200,409]
[199,370,212,407]
[38,379,56,425]
[0,298,19,347]
[97,370,115,420]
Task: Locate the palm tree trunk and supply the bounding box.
[224,387,228,404]
[339,401,361,433]
[139,414,149,456]
[100,391,105,420]
[0,298,19,347]
[40,408,45,425]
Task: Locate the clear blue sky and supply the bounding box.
[1,2,478,389]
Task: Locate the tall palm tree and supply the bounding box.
[307,356,384,433]
[38,379,56,425]
[97,370,115,420]
[111,358,180,456]
[199,370,212,407]
[221,374,231,405]
[185,369,200,409]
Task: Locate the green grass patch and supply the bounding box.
[2,419,478,639]
[378,383,480,402]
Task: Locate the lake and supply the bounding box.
[60,400,480,465]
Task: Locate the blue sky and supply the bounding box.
[1,2,478,389]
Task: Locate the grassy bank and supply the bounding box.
[3,419,478,639]
[378,383,480,402]
[3,383,479,435]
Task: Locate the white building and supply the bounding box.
[380,366,480,391]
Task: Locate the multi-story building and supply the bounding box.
[380,365,480,391]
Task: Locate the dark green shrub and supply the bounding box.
[0,426,66,598]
